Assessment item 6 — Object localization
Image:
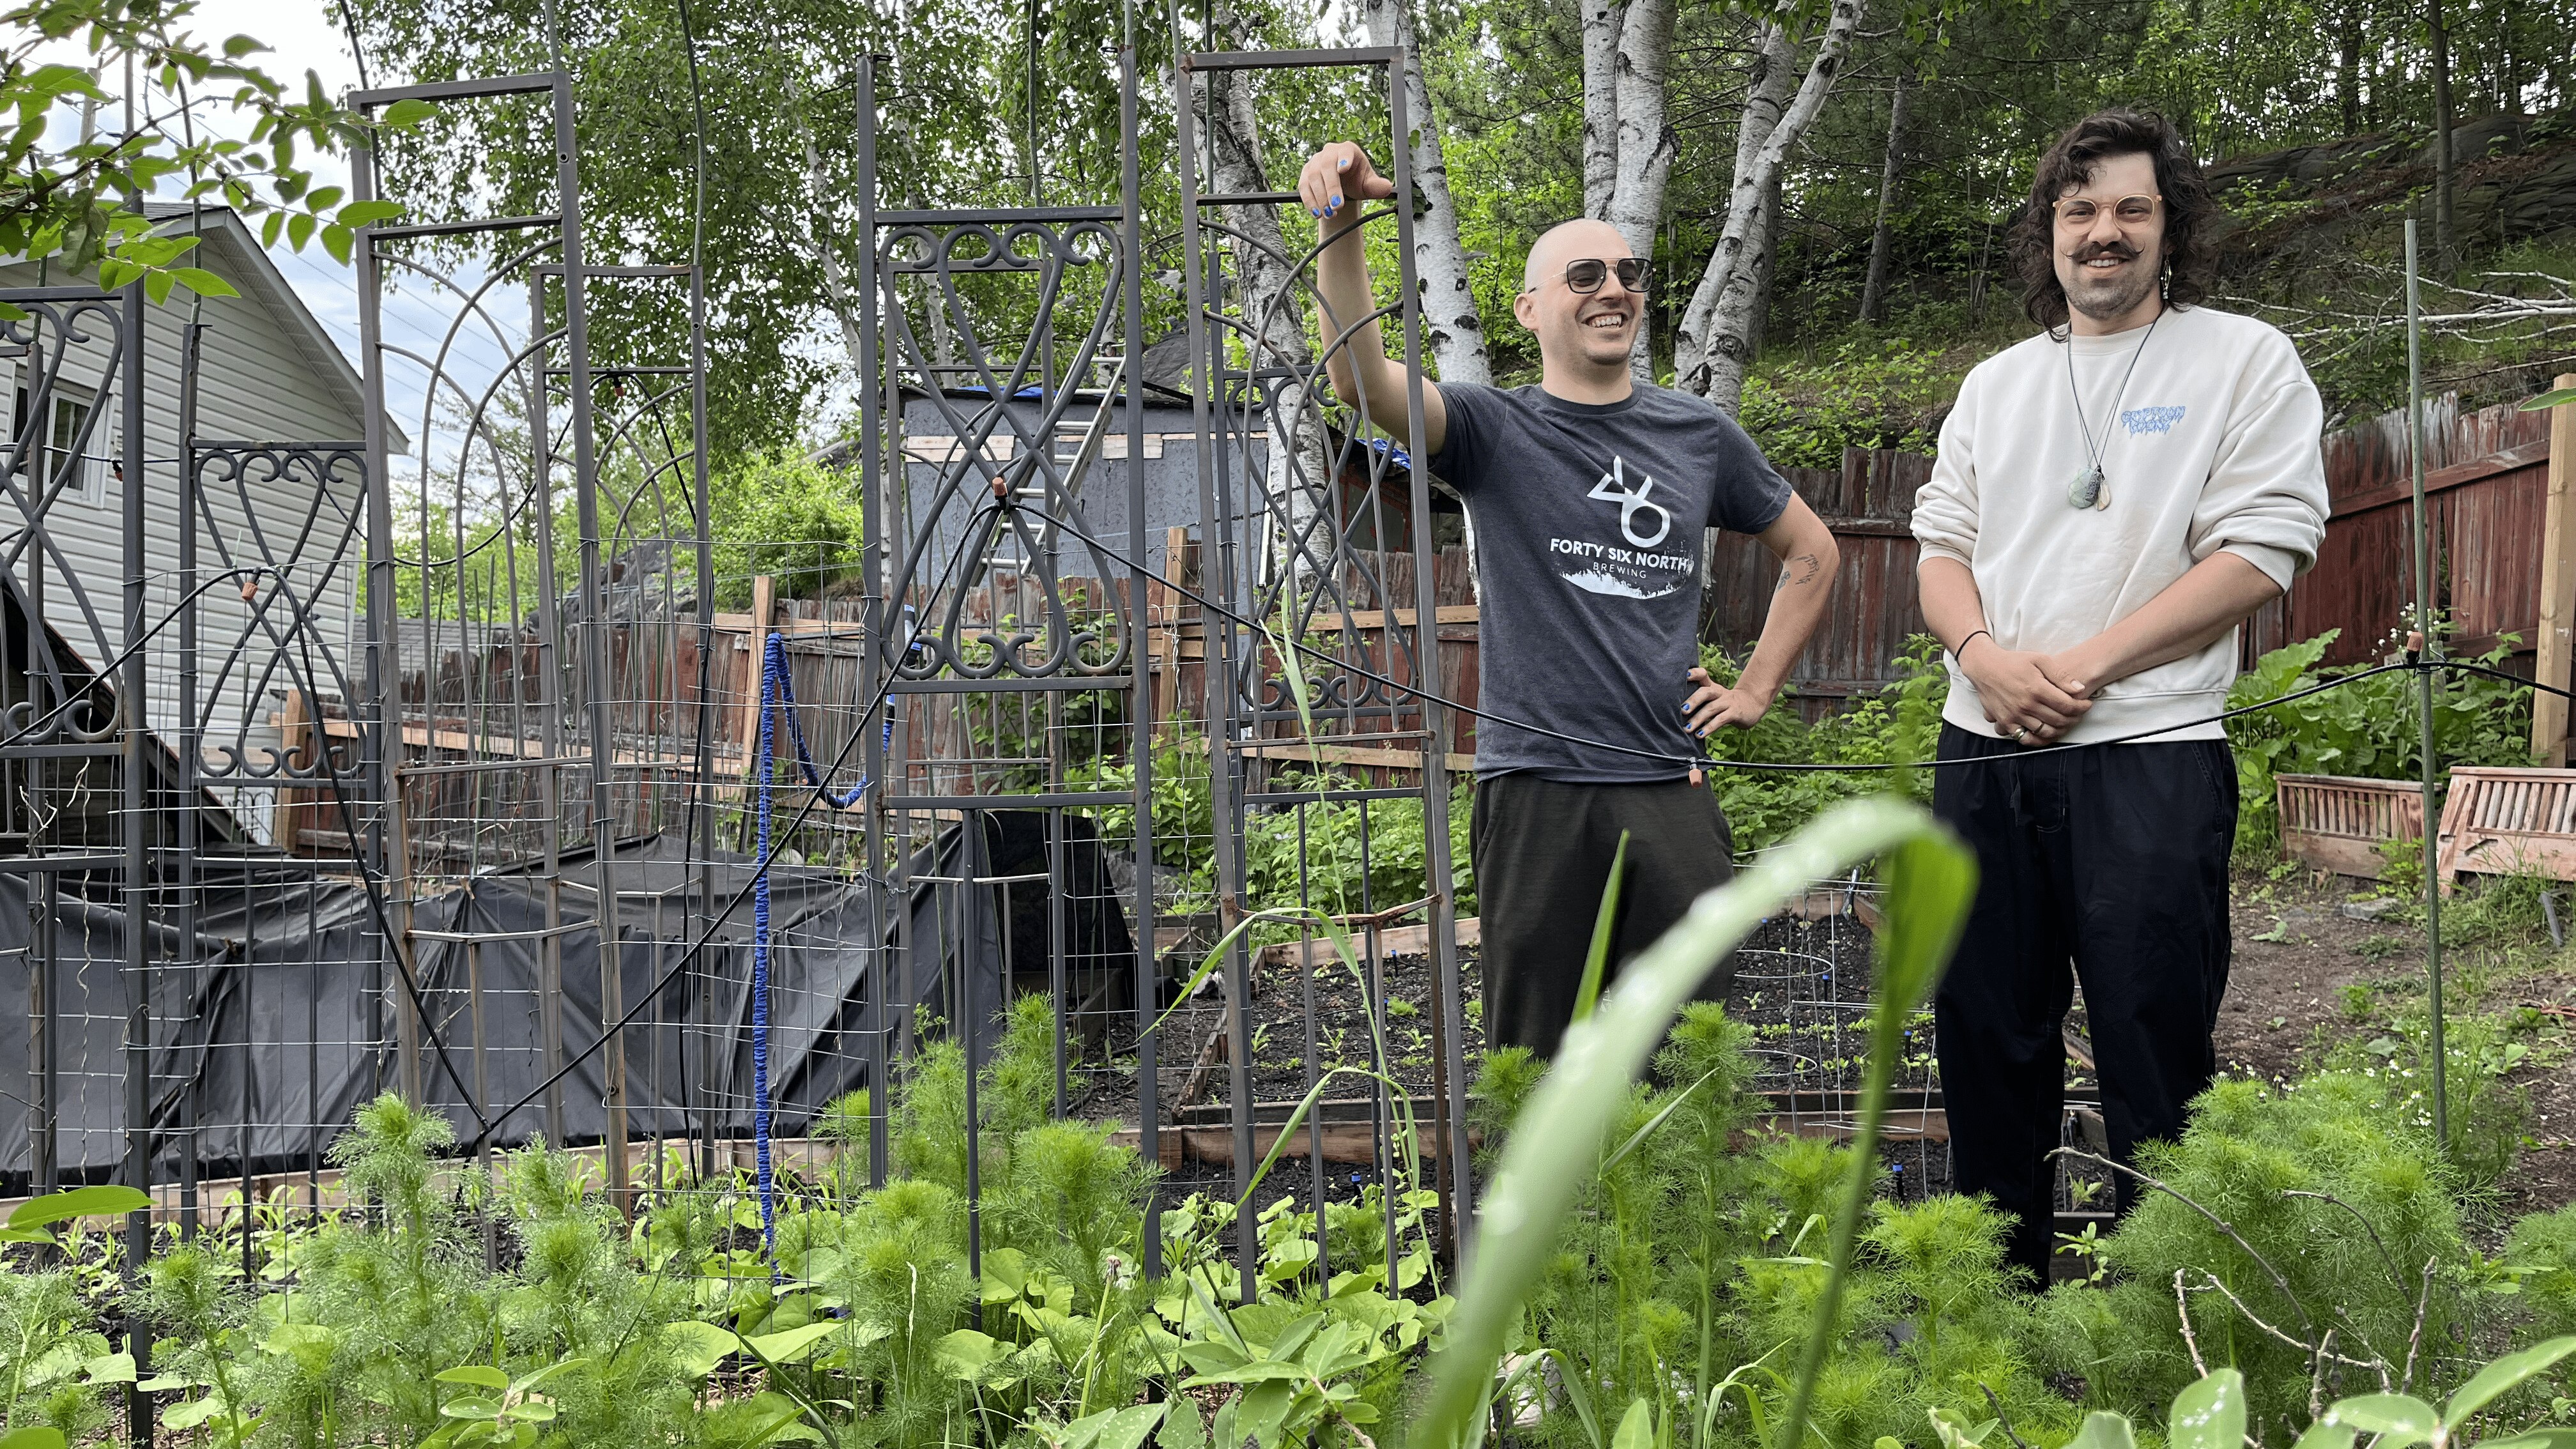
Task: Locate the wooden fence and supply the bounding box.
[1706,448,1935,717]
[341,387,2565,811]
[2243,391,2559,672]
[1711,391,2570,727]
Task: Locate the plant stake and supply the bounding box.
[2405,219,2450,1148]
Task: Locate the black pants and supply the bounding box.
[1472,774,1735,1059]
[1931,724,2236,1287]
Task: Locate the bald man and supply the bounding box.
[1297,142,1840,1057]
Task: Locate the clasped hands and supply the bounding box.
[1959,634,2101,746]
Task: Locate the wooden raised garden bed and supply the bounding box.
[2437,766,2576,885]
[2276,772,2425,879]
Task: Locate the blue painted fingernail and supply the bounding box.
[1338,158,1349,168]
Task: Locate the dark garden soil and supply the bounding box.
[2198,866,2576,1222]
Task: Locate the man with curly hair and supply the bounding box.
[1911,109,2330,1287]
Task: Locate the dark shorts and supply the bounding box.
[1471,774,1736,1059]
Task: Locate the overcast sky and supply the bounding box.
[141,3,539,468]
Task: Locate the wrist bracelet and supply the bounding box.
[1956,629,1991,659]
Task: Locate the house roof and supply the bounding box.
[140,202,397,448]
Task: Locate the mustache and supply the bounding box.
[2071,241,2140,264]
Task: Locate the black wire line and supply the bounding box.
[1016,496,2564,771]
[468,497,1004,1155]
[2430,656,2574,702]
[49,560,505,1137]
[224,570,500,1133]
[0,566,325,753]
[167,475,2567,1156]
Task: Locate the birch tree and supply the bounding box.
[1577,0,1866,396]
[1579,0,1679,379]
[1673,0,1866,413]
[1361,0,1489,385]
[1203,10,1332,577]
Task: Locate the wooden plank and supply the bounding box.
[2283,831,2399,878]
[2538,376,2576,765]
[279,714,750,770]
[272,687,313,848]
[1229,739,1476,773]
[735,574,776,758]
[1153,526,1190,732]
[2330,441,2552,519]
[1329,604,1480,629]
[706,611,865,637]
[1255,914,1482,969]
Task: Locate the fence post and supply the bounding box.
[2538,373,2576,765]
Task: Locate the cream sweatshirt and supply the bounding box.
[1911,304,2329,744]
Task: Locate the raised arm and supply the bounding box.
[1295,142,1448,454]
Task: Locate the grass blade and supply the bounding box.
[1572,831,1630,1025]
[1147,905,1348,1042]
[1411,798,1973,1449]
[1598,1062,1725,1174]
[1772,830,1975,1449]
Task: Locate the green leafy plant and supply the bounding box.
[2227,631,2534,862]
[1698,637,1950,852]
[1413,795,1975,1449]
[0,0,427,310]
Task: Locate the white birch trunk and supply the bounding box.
[1581,0,1622,218]
[1604,0,1675,379]
[1362,0,1490,386]
[1673,0,1864,414]
[1205,26,1330,586]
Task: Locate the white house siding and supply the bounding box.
[1,213,372,842]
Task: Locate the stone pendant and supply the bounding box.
[2067,464,2105,510]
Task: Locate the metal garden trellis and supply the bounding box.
[0,36,1897,1332]
[1167,40,1476,1288]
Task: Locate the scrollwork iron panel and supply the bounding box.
[876,219,1135,680]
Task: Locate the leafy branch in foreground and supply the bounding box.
[1,0,427,307]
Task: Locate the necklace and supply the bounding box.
[2064,310,2161,509]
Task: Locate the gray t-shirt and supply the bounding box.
[1431,381,1791,783]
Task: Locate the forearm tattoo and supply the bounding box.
[1775,552,1822,591]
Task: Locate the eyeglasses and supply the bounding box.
[1545,257,1650,294]
[2053,194,2162,229]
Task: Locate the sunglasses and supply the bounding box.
[2052,194,2162,229]
[1535,257,1650,294]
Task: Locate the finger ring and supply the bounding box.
[2009,724,2028,740]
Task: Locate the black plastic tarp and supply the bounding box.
[0,812,1133,1188]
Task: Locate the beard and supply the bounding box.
[2062,242,2161,323]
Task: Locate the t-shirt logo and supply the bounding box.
[2122,404,2186,436]
[1587,457,1673,548]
